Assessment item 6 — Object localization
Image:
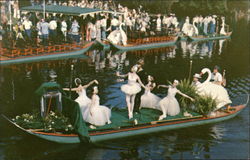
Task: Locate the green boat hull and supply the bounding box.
[94,40,111,50]
[189,32,232,42]
[2,104,246,144]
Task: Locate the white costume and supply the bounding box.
[197,68,232,110]
[182,17,190,35]
[121,72,141,95]
[211,72,223,83]
[159,86,180,116]
[156,17,161,31]
[83,94,111,126]
[75,89,91,115]
[140,84,161,110]
[220,17,227,35]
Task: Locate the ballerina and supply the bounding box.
[83,86,111,128]
[117,65,145,119]
[140,75,161,111]
[63,78,98,116]
[158,80,194,120]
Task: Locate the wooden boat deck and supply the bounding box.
[0,42,91,58]
[126,35,177,46]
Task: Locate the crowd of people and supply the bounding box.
[0,0,229,50]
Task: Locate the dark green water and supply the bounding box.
[0,0,249,159]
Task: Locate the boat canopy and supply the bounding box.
[21,5,122,16]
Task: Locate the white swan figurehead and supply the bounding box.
[107,23,127,46]
[200,68,212,84]
[197,68,232,110]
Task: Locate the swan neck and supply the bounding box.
[204,69,212,83]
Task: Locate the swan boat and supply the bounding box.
[2,78,248,145]
[1,103,247,144]
[94,40,111,50]
[110,36,178,51]
[188,32,232,42]
[0,42,93,66]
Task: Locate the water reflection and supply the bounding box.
[180,39,229,58]
[0,122,228,160]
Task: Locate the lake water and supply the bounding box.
[0,0,249,159]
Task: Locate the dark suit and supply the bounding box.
[134,69,147,112]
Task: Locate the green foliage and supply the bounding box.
[177,79,217,115]
[194,96,217,116]
[13,111,74,133]
[177,79,199,111]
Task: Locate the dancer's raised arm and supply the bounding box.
[177,90,194,101]
[157,84,169,89]
[63,87,80,91]
[116,71,128,78]
[83,80,98,89]
[137,76,146,89]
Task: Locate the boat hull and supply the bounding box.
[2,105,246,144]
[189,32,232,42]
[111,37,178,51]
[0,42,93,65]
[94,40,110,50]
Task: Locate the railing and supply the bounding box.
[128,35,176,45]
[0,43,87,58]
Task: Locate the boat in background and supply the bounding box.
[110,36,178,51]
[188,32,232,42]
[0,42,93,65]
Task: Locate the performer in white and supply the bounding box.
[83,86,111,127]
[117,65,145,119]
[63,78,98,116]
[158,80,194,120]
[140,75,161,111]
[156,14,162,32]
[61,19,67,41]
[220,16,227,35]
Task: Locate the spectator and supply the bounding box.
[22,17,33,39]
[49,18,57,44]
[40,19,49,45]
[70,19,80,43]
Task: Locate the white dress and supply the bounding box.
[83,94,111,126]
[74,89,91,115]
[159,86,180,116]
[121,73,141,95]
[220,18,226,35]
[140,85,161,110]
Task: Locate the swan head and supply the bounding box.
[200,68,211,75]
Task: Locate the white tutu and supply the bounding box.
[159,96,180,116]
[140,90,161,111]
[74,89,91,115]
[83,95,111,126]
[121,81,141,95]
